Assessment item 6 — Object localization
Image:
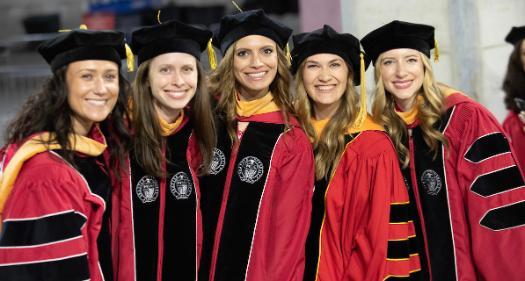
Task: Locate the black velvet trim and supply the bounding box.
[0,211,85,247]
[214,122,283,281]
[304,133,356,281]
[386,236,418,261]
[409,107,457,280]
[130,153,160,280]
[162,123,197,280]
[390,203,411,224]
[198,117,233,281]
[74,154,113,281]
[0,254,90,281]
[464,133,511,163]
[480,201,525,231]
[470,166,524,197]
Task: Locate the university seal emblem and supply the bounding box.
[421,169,442,196]
[170,172,193,199]
[136,175,159,203]
[237,156,264,184]
[209,148,226,175]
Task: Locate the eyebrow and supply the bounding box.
[235,45,275,51]
[305,58,343,64]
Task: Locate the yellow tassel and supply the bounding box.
[125,43,135,72]
[434,38,439,63]
[232,1,243,12]
[157,10,162,24]
[353,53,367,129]
[207,39,217,70]
[59,24,88,33]
[285,43,292,67]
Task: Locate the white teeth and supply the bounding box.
[247,72,266,78]
[316,85,335,91]
[86,99,106,106]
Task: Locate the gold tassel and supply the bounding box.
[232,1,243,12]
[125,43,135,72]
[434,38,439,63]
[157,10,162,24]
[59,24,88,33]
[285,43,291,67]
[207,38,217,70]
[353,53,367,129]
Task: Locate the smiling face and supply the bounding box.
[148,52,198,123]
[233,35,278,101]
[66,60,119,135]
[302,53,349,119]
[379,48,425,111]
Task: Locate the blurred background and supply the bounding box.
[0,0,523,142]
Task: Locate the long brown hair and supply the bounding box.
[371,53,447,167]
[294,60,359,180]
[131,59,216,177]
[503,39,525,113]
[4,66,132,178]
[208,41,294,142]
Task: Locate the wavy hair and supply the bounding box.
[503,39,525,113]
[294,60,359,180]
[371,53,447,167]
[208,42,294,142]
[4,66,132,179]
[131,59,216,177]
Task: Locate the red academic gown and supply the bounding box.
[403,92,525,280]
[198,111,314,281]
[0,128,113,281]
[305,117,421,281]
[502,111,525,171]
[115,115,202,281]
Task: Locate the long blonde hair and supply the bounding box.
[131,59,216,177]
[371,53,447,167]
[294,60,359,180]
[208,41,294,142]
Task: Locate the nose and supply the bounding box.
[395,61,407,78]
[171,72,185,87]
[250,53,264,68]
[317,66,332,82]
[93,77,107,95]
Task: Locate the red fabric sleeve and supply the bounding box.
[0,155,98,280]
[317,132,417,281]
[255,128,314,281]
[449,102,525,280]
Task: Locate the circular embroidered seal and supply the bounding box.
[421,169,442,196]
[170,172,193,200]
[237,156,264,184]
[209,148,226,175]
[136,175,159,203]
